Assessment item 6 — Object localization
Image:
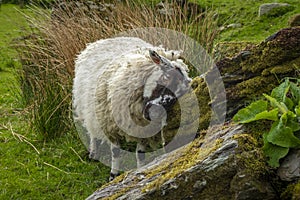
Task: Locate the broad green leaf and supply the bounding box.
[267,114,300,148]
[233,100,268,123]
[262,139,289,168]
[264,94,289,114]
[286,118,300,132]
[290,82,300,104]
[255,108,279,121]
[284,97,294,111]
[271,79,290,102]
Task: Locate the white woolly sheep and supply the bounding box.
[72,37,191,180]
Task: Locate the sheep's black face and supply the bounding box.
[143,50,191,122]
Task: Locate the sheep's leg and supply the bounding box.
[161,117,167,153]
[109,142,121,181]
[136,142,146,168]
[89,137,101,160]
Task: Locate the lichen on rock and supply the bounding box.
[87,124,277,200]
[214,27,300,118]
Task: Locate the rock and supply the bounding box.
[219,23,242,31]
[169,27,300,138]
[258,3,291,17]
[278,149,300,181]
[213,27,300,118]
[227,23,242,28]
[289,14,300,27]
[87,124,276,200]
[213,42,256,61]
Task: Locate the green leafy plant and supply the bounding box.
[233,78,300,167]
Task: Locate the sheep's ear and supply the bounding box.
[149,50,172,71]
[149,50,161,65]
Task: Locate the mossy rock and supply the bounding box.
[178,27,300,131]
[281,180,300,200]
[213,41,257,61]
[263,5,294,18]
[87,124,277,200]
[289,13,300,27]
[214,27,300,118]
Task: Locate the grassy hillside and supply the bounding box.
[199,0,300,42]
[0,1,299,199]
[0,4,110,199]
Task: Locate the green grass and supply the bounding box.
[0,1,299,199]
[197,0,300,42]
[0,4,110,199]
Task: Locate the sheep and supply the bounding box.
[72,37,192,180]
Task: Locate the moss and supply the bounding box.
[270,56,300,75]
[212,28,299,120]
[281,181,300,200]
[98,171,141,200]
[293,182,300,199]
[233,133,258,151]
[140,129,223,195]
[213,41,257,61]
[164,76,212,140]
[107,188,131,200]
[234,133,267,171]
[241,120,272,146]
[233,76,277,99]
[237,27,300,74]
[192,77,212,130]
[289,14,300,27]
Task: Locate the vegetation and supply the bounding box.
[0,4,110,199]
[0,0,299,199]
[198,0,300,42]
[233,78,300,167]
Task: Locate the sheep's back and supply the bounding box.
[73,37,154,144]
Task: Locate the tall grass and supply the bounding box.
[15,0,220,139]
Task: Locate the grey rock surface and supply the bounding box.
[258,3,290,16]
[278,149,300,181]
[86,124,276,200]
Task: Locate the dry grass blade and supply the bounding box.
[70,147,86,164]
[1,123,40,154]
[43,161,80,175]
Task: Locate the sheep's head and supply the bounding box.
[143,50,191,122]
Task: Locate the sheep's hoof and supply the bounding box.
[109,172,120,181]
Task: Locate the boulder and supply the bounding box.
[87,124,276,200]
[278,149,300,181]
[213,27,300,118]
[289,14,300,27]
[258,3,291,17]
